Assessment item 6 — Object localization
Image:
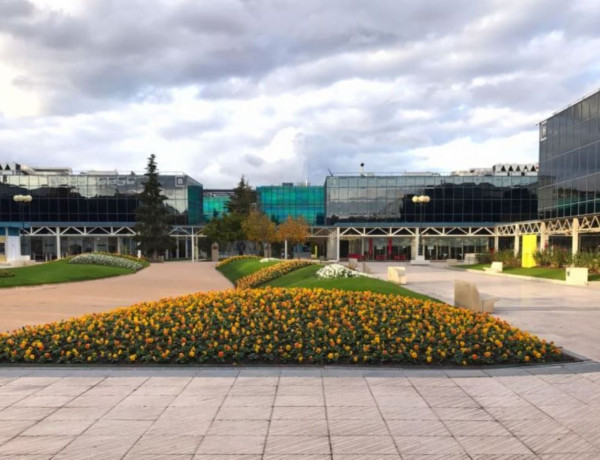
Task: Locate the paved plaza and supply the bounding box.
[369,262,600,362]
[0,262,232,333]
[0,364,598,459]
[0,262,599,457]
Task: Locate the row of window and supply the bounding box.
[539,89,600,218]
[542,91,600,139]
[327,176,536,188]
[541,117,600,158]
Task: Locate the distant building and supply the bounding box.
[538,88,600,220]
[257,184,325,226]
[202,189,233,221]
[0,164,202,261]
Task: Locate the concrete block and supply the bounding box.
[566,267,588,286]
[348,258,358,270]
[410,255,430,266]
[446,258,459,267]
[387,266,406,285]
[454,280,499,313]
[484,262,503,273]
[464,253,478,264]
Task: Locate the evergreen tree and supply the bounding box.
[226,176,256,216]
[134,154,173,259]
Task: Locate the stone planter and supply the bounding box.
[566,267,588,286]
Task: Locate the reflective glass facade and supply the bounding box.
[325,175,538,224]
[539,89,600,219]
[202,190,232,221]
[257,185,325,225]
[0,173,203,225]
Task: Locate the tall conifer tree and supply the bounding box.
[226,176,256,216]
[134,154,173,259]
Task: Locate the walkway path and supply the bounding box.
[0,262,232,333]
[368,262,600,362]
[0,364,598,459]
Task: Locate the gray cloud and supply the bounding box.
[0,0,599,187]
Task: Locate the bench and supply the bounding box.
[454,280,499,313]
[483,262,503,273]
[387,266,406,285]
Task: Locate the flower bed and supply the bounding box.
[94,252,147,263]
[236,260,315,289]
[260,257,280,263]
[316,263,361,279]
[0,269,14,278]
[216,255,260,268]
[0,287,564,365]
[69,253,144,271]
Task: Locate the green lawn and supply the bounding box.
[219,260,440,301]
[457,264,600,282]
[217,259,282,284]
[0,259,137,288]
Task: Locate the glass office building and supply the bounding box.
[325,175,538,225]
[0,165,203,260]
[0,171,202,226]
[539,88,600,219]
[202,190,232,221]
[257,185,325,225]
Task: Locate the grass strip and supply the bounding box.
[0,259,136,289]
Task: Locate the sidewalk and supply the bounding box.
[0,364,598,459]
[367,262,600,362]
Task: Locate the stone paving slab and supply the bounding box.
[0,365,596,458]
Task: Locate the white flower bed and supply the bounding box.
[260,257,280,263]
[69,253,144,271]
[316,263,361,279]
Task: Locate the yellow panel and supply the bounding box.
[521,234,537,268]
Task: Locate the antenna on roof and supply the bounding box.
[327,168,333,176]
[360,163,365,177]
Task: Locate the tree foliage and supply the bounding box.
[202,213,245,246]
[242,210,277,247]
[134,154,173,259]
[226,176,256,216]
[277,216,309,245]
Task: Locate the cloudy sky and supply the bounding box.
[1,0,599,188]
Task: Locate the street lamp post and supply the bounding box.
[13,194,33,258]
[411,195,430,257]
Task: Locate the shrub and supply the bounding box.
[571,251,600,274]
[216,255,260,268]
[316,263,361,279]
[0,287,564,365]
[475,253,492,264]
[492,250,520,268]
[533,249,552,267]
[69,253,144,271]
[0,269,14,278]
[534,247,575,269]
[236,260,315,289]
